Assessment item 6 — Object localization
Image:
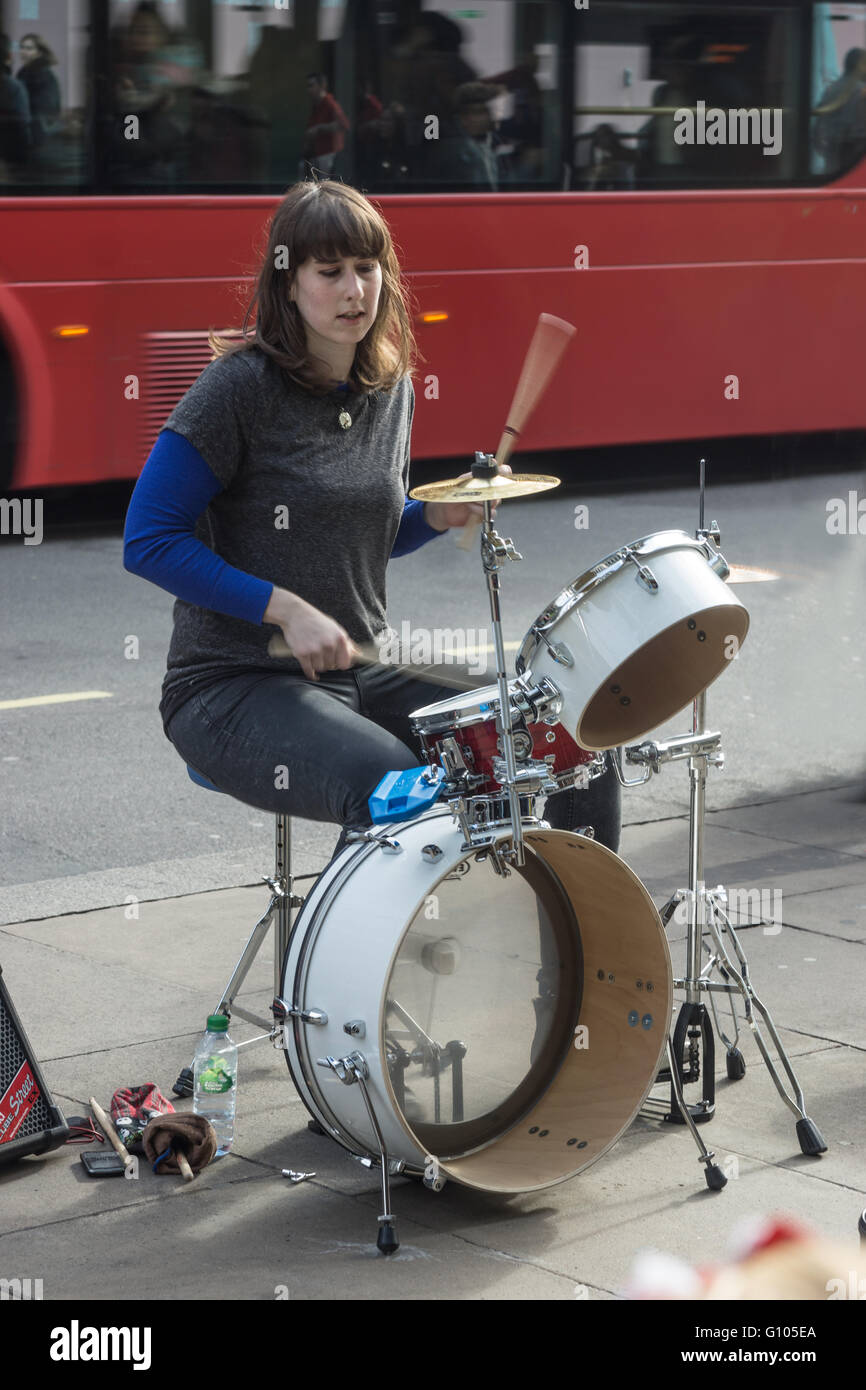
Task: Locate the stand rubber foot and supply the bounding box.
[725,1048,746,1081]
[172,1066,194,1099]
[377,1221,399,1256]
[307,1118,327,1136]
[796,1117,827,1156]
[705,1164,727,1192]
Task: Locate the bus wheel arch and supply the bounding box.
[0,334,19,495]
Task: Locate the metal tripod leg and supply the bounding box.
[317,1051,399,1256]
[665,1037,727,1192]
[702,895,827,1155]
[173,813,303,1097]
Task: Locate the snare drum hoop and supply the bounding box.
[515,530,719,677]
[409,684,506,738]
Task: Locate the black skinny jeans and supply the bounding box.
[165,664,622,855]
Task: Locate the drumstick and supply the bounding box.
[455,313,576,551]
[177,1151,195,1182]
[266,632,475,690]
[89,1096,136,1172]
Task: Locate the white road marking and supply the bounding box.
[0,691,114,710]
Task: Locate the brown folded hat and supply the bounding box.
[142,1113,218,1175]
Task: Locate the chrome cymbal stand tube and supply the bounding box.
[614,461,826,1182]
[474,452,529,866]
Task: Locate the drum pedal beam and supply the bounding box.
[665,1002,715,1123]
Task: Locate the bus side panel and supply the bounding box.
[408,261,866,456]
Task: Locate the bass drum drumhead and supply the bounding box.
[281,811,672,1195]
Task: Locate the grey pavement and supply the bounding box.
[1,782,864,1301]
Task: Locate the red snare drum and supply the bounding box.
[410,682,598,795]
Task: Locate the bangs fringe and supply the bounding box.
[209,179,416,396]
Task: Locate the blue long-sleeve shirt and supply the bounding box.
[123,428,442,622]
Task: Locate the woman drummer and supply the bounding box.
[123,178,620,853]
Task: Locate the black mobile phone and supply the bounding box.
[80,1150,127,1176]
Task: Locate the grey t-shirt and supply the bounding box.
[158,346,414,727]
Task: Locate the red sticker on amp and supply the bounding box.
[0,1061,41,1144]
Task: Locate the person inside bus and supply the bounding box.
[302,73,349,178]
[247,24,316,184]
[383,12,477,170]
[640,36,697,185]
[426,81,505,190]
[0,33,30,176]
[484,51,545,182]
[15,33,61,161]
[110,0,183,182]
[814,47,866,174]
[122,178,622,863]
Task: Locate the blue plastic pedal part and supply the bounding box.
[368,766,444,824]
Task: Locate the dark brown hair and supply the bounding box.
[210,179,416,395]
[20,33,58,65]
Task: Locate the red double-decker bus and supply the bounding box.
[1,0,865,492]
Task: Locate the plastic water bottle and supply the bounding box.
[193,1014,237,1156]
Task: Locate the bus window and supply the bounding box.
[0,0,89,189]
[573,3,802,190]
[811,3,866,178]
[106,0,342,188]
[103,0,564,193]
[355,1,564,192]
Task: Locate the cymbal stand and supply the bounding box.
[451,452,558,867]
[613,461,826,1181]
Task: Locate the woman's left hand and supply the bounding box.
[424,463,512,531]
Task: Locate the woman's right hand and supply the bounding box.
[265,589,359,681]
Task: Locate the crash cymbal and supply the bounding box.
[726,564,781,585]
[409,472,560,504]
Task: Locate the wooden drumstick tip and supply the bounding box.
[89,1096,135,1170]
[456,311,575,546]
[177,1151,195,1182]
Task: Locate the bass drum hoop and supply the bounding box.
[280,812,673,1195]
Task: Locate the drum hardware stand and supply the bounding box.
[474,451,530,866]
[386,999,466,1124]
[316,1051,401,1255]
[613,461,827,1171]
[173,811,309,1097]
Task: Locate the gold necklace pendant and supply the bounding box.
[338,410,352,430]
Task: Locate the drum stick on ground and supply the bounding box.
[455,313,576,551]
[89,1096,136,1172]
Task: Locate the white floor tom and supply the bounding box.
[516,531,750,751]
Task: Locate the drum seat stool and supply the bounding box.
[172,764,312,1098]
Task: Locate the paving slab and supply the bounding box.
[774,882,866,942]
[1,884,286,992]
[337,1133,865,1300]
[0,931,219,1060]
[709,786,866,859]
[653,1044,865,1190]
[0,1167,579,1302]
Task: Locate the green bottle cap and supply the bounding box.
[206,1014,229,1031]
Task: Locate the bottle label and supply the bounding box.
[198,1055,234,1094]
